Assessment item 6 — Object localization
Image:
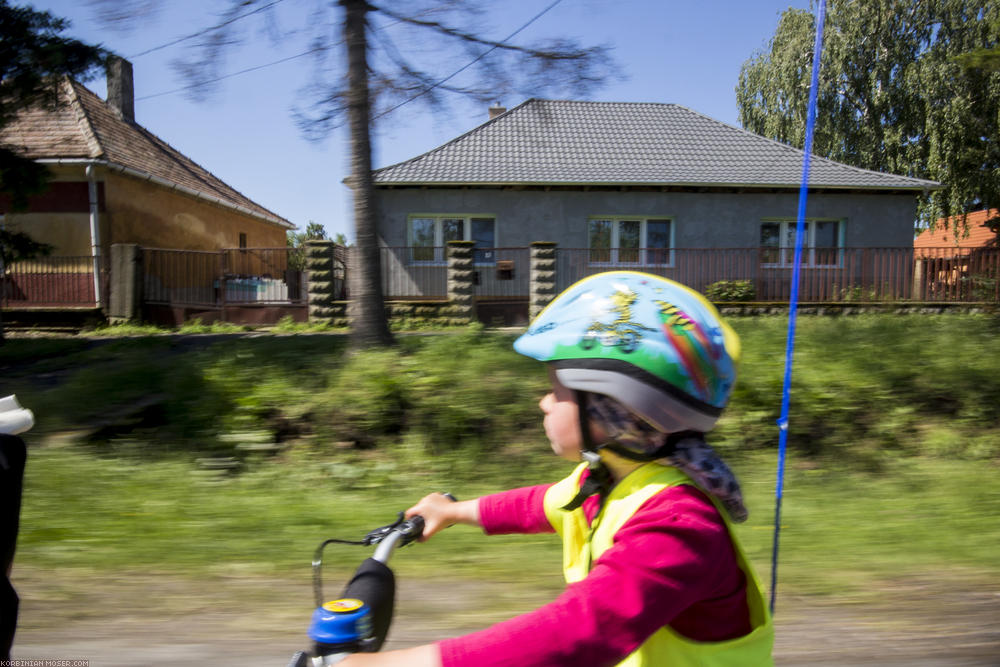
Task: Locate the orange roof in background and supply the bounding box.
[914,209,998,248]
[0,78,291,227]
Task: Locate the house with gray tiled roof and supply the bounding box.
[372,99,939,313]
[0,57,292,260]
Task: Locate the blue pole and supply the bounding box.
[770,0,827,616]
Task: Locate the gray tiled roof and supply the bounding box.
[373,99,939,191]
[0,79,291,226]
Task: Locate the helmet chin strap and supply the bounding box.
[559,391,707,512]
[560,391,614,512]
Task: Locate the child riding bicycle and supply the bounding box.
[340,271,774,667]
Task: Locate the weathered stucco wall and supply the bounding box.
[374,188,920,248]
[1,212,92,255]
[1,164,287,255]
[103,170,286,250]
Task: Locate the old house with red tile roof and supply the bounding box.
[0,57,291,258]
[913,209,998,250]
[912,210,999,302]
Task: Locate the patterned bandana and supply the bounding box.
[585,392,749,523]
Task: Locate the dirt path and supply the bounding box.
[9,568,999,666]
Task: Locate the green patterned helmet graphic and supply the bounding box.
[514,271,740,433]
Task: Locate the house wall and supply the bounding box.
[1,211,93,256]
[374,188,919,248]
[1,164,287,256]
[103,170,286,250]
[0,170,101,256]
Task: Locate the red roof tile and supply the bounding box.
[914,209,998,248]
[0,78,290,227]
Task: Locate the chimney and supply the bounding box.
[106,56,135,122]
[488,103,506,120]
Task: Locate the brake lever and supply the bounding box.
[361,493,456,546]
[362,512,406,546]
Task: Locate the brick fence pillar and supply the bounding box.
[108,243,142,323]
[447,240,476,324]
[529,242,558,320]
[305,240,340,324]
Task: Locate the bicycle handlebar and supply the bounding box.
[292,494,457,666]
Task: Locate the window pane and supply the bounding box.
[442,218,464,243]
[760,222,780,264]
[471,217,495,263]
[411,218,435,262]
[783,223,799,265]
[814,220,838,248]
[589,219,612,263]
[814,220,840,265]
[646,220,671,264]
[760,222,780,247]
[619,221,640,264]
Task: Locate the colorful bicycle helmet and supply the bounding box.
[514,271,740,434]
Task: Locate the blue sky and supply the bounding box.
[32,0,812,240]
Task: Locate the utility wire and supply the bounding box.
[127,0,289,59]
[132,1,563,109]
[134,46,326,101]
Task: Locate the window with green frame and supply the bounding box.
[588,217,672,265]
[408,215,496,264]
[760,219,844,267]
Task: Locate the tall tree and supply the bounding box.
[736,0,1000,235]
[0,1,106,342]
[342,0,388,346]
[0,1,106,207]
[105,0,614,347]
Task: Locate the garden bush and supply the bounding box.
[704,279,756,302]
[6,316,1000,467]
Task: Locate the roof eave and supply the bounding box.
[374,179,941,192]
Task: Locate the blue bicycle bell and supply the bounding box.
[308,597,373,651]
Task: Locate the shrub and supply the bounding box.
[704,280,756,302]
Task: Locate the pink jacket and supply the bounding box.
[438,476,751,667]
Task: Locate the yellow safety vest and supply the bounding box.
[542,462,774,667]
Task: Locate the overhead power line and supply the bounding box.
[127,0,289,59]
[372,0,564,121]
[132,0,564,111]
[134,46,325,101]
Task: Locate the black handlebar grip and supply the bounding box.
[404,515,425,540]
[341,557,396,651]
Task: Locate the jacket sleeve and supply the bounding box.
[477,484,555,535]
[439,485,747,667]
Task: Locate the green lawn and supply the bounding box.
[18,446,1000,600]
[7,315,1000,603]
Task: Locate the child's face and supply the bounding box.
[540,369,607,462]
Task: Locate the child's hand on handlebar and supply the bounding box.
[405,493,480,541]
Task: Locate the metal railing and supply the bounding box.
[378,246,532,300]
[380,246,448,299]
[474,247,529,300]
[556,246,1000,302]
[4,245,997,314]
[143,247,306,307]
[1,255,103,307]
[381,245,999,303]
